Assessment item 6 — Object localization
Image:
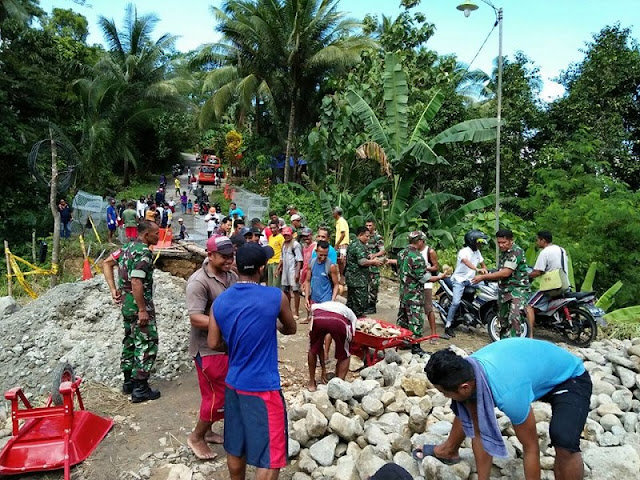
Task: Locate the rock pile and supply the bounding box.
[0,271,192,396]
[284,340,640,480]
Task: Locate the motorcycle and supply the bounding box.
[171,163,183,177]
[434,277,531,338]
[487,290,605,346]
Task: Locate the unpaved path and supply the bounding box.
[9,279,496,480]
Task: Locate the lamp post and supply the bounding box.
[457,1,503,259]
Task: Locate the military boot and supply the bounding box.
[411,344,428,356]
[122,371,133,395]
[131,379,161,403]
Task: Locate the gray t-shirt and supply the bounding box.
[186,260,237,357]
[281,241,303,287]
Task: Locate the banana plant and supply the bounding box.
[345,52,498,249]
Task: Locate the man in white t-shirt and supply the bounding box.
[421,242,451,340]
[527,230,570,336]
[444,230,488,337]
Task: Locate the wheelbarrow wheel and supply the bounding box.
[51,363,75,406]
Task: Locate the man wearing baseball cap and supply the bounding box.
[186,235,237,459]
[208,243,296,479]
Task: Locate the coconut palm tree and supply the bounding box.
[196,0,375,182]
[75,3,186,185]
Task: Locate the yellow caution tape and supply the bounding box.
[87,215,101,244]
[5,248,58,299]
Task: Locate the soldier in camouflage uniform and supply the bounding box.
[345,226,383,317]
[104,220,161,402]
[365,220,385,314]
[397,231,433,355]
[472,228,531,337]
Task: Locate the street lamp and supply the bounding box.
[457,1,503,258]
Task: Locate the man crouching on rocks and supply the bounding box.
[104,220,161,403]
[421,338,591,480]
[185,235,237,460]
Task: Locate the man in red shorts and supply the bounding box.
[208,243,296,479]
[307,301,357,391]
[186,235,237,460]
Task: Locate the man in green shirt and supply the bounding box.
[472,228,531,337]
[122,201,138,241]
[104,220,162,402]
[345,226,383,317]
[365,220,385,314]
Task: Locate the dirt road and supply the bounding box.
[12,278,492,480]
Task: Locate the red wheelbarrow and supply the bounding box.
[350,319,439,366]
[0,364,114,480]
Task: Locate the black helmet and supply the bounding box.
[464,230,489,251]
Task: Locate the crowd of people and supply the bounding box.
[100,171,587,480]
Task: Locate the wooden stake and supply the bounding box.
[32,229,36,263]
[4,240,12,297]
[49,126,60,288]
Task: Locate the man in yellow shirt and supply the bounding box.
[333,207,350,282]
[267,221,285,287]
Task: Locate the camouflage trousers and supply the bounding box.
[397,303,424,337]
[346,284,368,318]
[498,289,530,335]
[122,312,159,380]
[368,272,380,311]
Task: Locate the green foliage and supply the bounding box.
[596,281,624,312]
[603,306,640,339]
[580,263,598,292]
[267,183,324,230]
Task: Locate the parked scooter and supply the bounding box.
[433,277,530,337]
[487,290,605,346]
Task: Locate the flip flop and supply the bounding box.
[412,444,461,465]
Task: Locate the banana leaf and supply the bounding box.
[567,252,575,289]
[525,244,538,267]
[347,89,393,158]
[383,53,409,156]
[428,118,499,146]
[580,262,598,292]
[438,195,496,230]
[603,305,640,324]
[409,88,444,142]
[596,280,623,312]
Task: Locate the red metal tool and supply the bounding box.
[0,369,113,480]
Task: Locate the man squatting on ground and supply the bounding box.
[208,243,297,480]
[103,220,161,402]
[422,338,592,480]
[307,301,357,392]
[185,235,237,460]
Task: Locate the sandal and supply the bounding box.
[412,444,461,465]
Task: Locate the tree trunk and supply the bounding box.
[123,155,130,187]
[284,94,297,184]
[49,127,60,288]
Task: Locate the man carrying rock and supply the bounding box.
[208,243,296,480]
[186,236,237,460]
[103,220,161,402]
[423,338,592,480]
[307,301,357,391]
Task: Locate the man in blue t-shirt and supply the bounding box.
[208,243,296,479]
[310,226,338,264]
[422,339,591,480]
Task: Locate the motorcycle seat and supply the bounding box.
[563,291,593,300]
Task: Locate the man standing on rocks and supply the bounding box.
[267,221,284,288]
[280,226,303,320]
[208,243,296,480]
[472,228,531,337]
[396,231,434,356]
[186,235,237,460]
[423,338,592,480]
[307,301,357,391]
[345,227,383,318]
[103,220,161,402]
[365,220,385,314]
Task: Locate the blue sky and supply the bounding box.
[39,0,639,101]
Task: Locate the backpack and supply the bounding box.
[309,257,334,285]
[161,209,169,227]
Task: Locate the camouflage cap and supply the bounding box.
[408,231,426,241]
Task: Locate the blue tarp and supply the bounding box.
[270,155,308,169]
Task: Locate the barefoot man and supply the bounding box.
[307,301,357,391]
[185,235,237,460]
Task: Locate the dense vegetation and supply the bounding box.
[2,0,640,315]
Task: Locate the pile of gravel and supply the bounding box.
[0,271,192,397]
[283,340,640,480]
